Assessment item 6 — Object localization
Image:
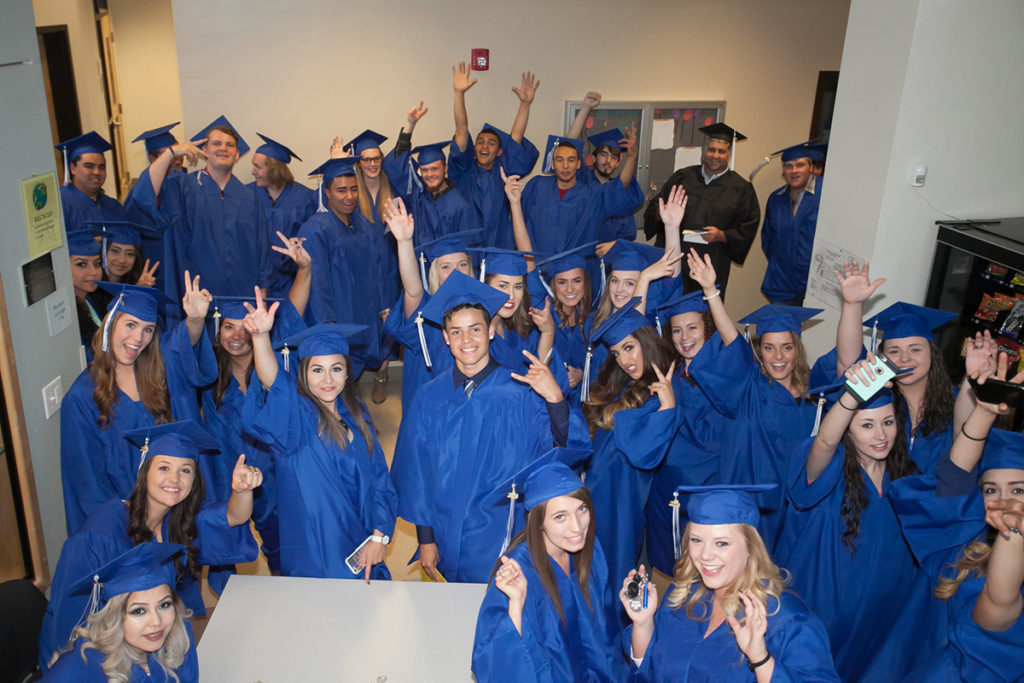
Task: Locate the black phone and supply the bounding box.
[969,376,1024,408]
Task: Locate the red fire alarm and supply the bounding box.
[470,48,489,71]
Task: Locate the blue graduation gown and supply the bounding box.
[250,181,318,299]
[586,395,681,601]
[522,174,643,257]
[124,169,186,300]
[129,168,272,297]
[242,369,396,579]
[472,540,628,682]
[39,498,256,669]
[645,371,726,576]
[906,417,953,476]
[759,177,822,302]
[42,632,198,682]
[688,334,817,549]
[448,134,540,249]
[775,439,918,682]
[382,150,477,248]
[59,322,217,534]
[383,292,448,410]
[576,168,640,243]
[392,366,590,582]
[299,209,389,368]
[60,185,128,234]
[624,589,839,682]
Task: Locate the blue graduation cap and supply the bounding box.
[676,484,776,527]
[85,220,162,271]
[346,130,388,156]
[982,428,1024,472]
[600,241,664,295]
[591,298,647,349]
[412,229,482,292]
[805,143,828,162]
[806,376,847,437]
[478,123,511,146]
[467,247,538,280]
[542,135,585,174]
[67,229,102,257]
[779,139,821,163]
[55,131,113,185]
[491,447,592,553]
[94,281,174,353]
[131,122,180,153]
[412,141,450,166]
[254,132,302,163]
[739,304,823,337]
[309,157,359,183]
[863,302,957,350]
[191,115,250,156]
[420,270,509,328]
[860,386,895,410]
[280,323,368,361]
[652,290,710,335]
[587,128,626,153]
[537,242,599,278]
[123,420,221,472]
[69,542,184,616]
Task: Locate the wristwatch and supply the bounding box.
[369,534,390,544]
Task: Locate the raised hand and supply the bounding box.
[511,349,564,403]
[407,101,429,128]
[985,498,1024,539]
[495,555,527,603]
[512,71,540,104]
[241,286,280,337]
[230,453,263,493]
[330,136,349,159]
[970,351,1024,416]
[687,247,718,291]
[272,230,311,269]
[964,330,999,377]
[649,362,676,410]
[382,197,415,242]
[582,91,602,109]
[501,167,523,202]
[618,566,658,625]
[452,62,478,93]
[171,140,205,166]
[622,124,638,156]
[835,260,886,304]
[658,185,688,230]
[726,590,770,665]
[181,270,212,320]
[136,259,160,288]
[641,247,683,283]
[528,297,555,335]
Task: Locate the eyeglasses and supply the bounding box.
[360,156,384,165]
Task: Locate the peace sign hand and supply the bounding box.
[181,270,212,320]
[271,231,310,269]
[241,286,279,338]
[650,361,676,410]
[511,349,564,403]
[135,259,160,288]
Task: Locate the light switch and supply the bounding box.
[42,375,62,419]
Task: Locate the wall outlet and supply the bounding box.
[42,376,62,420]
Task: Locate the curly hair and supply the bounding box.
[485,273,533,339]
[490,487,596,625]
[583,326,676,436]
[295,355,376,452]
[935,528,997,600]
[750,331,811,397]
[127,457,204,583]
[667,522,789,622]
[89,312,172,428]
[55,590,192,682]
[887,340,955,438]
[838,413,918,552]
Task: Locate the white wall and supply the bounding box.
[806,0,1024,355]
[169,0,852,321]
[4,0,89,579]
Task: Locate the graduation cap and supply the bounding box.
[191,115,250,156]
[699,122,747,171]
[94,281,174,353]
[537,242,599,278]
[279,323,368,365]
[346,129,388,156]
[652,290,710,335]
[54,131,112,186]
[254,132,302,163]
[806,376,847,437]
[477,123,511,147]
[131,122,180,154]
[69,542,184,623]
[739,304,823,338]
[863,301,957,352]
[309,157,360,212]
[67,229,102,257]
[85,220,162,271]
[676,484,776,527]
[491,447,592,553]
[580,297,643,399]
[598,240,664,295]
[805,143,828,162]
[466,247,537,280]
[780,139,824,163]
[981,428,1024,472]
[413,229,482,292]
[587,128,626,153]
[420,270,509,327]
[860,386,895,410]
[542,135,585,174]
[412,141,450,166]
[207,295,282,337]
[123,420,221,473]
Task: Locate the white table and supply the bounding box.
[198,574,487,682]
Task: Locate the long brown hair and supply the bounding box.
[583,326,676,436]
[492,487,596,625]
[212,330,253,407]
[89,312,172,428]
[356,164,394,222]
[295,355,376,452]
[127,457,205,583]
[485,273,533,339]
[262,156,294,189]
[552,268,592,329]
[750,331,811,397]
[887,340,955,437]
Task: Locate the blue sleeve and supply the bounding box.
[195,501,259,565]
[545,399,570,447]
[299,221,337,325]
[499,136,540,177]
[764,599,842,683]
[241,369,304,453]
[787,437,843,510]
[59,390,113,534]
[688,333,759,419]
[382,149,418,201]
[935,455,979,497]
[161,319,218,395]
[359,408,399,537]
[447,136,474,183]
[600,176,644,221]
[613,399,682,469]
[471,576,550,683]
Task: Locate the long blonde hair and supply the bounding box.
[356,164,394,222]
[52,590,192,683]
[935,531,994,600]
[668,522,788,622]
[750,331,811,397]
